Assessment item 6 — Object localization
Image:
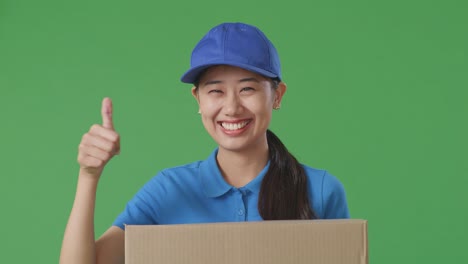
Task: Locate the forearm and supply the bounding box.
[60,170,99,264]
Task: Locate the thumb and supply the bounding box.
[101,97,114,130]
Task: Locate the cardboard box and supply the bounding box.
[125,219,368,264]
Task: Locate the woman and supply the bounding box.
[60,22,349,264]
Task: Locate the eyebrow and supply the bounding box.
[202,77,260,86]
[203,80,223,86]
[239,77,260,83]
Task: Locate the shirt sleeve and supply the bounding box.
[321,171,350,219]
[112,173,165,230]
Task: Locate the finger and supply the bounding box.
[87,125,120,155]
[81,133,115,153]
[89,124,120,143]
[79,144,112,162]
[101,97,114,130]
[79,154,106,169]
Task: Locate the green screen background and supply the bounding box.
[1,0,467,263]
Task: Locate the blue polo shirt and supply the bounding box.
[113,149,349,229]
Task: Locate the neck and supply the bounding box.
[216,140,269,188]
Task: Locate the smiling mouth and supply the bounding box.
[220,120,251,131]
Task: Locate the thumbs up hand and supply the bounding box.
[77,98,121,180]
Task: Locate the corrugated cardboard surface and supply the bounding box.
[126,219,368,264]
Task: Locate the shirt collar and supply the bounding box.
[242,160,270,195]
[200,148,271,198]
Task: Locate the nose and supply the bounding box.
[223,92,243,116]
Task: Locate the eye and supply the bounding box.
[208,89,223,94]
[241,87,255,92]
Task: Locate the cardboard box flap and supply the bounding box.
[126,219,368,264]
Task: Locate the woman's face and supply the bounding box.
[192,65,286,153]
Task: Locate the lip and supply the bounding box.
[218,119,253,136]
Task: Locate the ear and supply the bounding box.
[191,86,202,113]
[273,82,287,108]
[191,86,200,104]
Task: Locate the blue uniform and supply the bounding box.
[113,149,349,229]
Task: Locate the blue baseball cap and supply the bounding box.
[180,22,282,84]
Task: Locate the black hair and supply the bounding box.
[194,75,317,220]
[261,79,317,219]
[261,129,317,219]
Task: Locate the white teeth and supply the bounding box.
[221,121,249,131]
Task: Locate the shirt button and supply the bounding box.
[238,209,244,216]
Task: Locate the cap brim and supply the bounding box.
[180,61,279,84]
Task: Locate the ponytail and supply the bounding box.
[258,129,318,220]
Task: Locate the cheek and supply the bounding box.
[247,97,273,116]
[199,99,221,128]
[200,102,219,117]
[201,116,215,131]
[199,96,216,112]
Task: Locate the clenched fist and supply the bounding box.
[77,97,120,179]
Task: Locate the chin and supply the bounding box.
[216,140,250,153]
